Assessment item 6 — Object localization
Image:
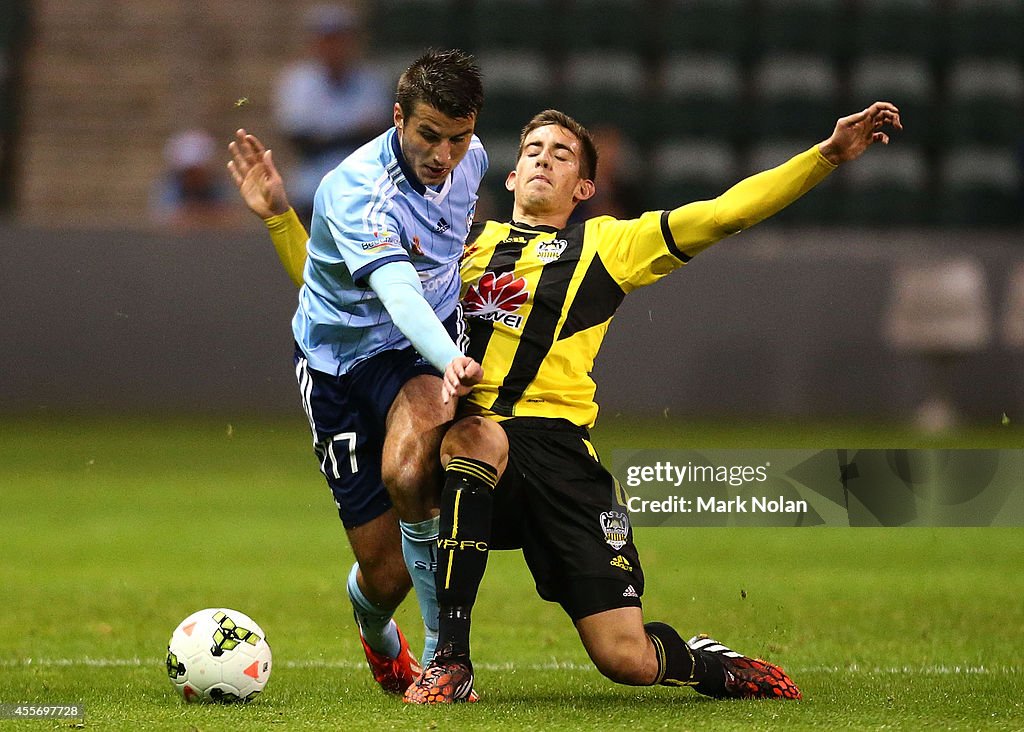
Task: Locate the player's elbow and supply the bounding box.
[711,200,754,235]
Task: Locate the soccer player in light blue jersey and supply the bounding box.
[229,49,485,696]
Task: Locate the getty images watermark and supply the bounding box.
[624,460,808,516]
[612,449,1024,527]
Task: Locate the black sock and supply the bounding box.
[435,457,498,660]
[645,621,722,693]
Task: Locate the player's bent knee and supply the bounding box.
[442,416,507,468]
[381,450,433,501]
[381,429,440,500]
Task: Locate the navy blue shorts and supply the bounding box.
[293,346,440,529]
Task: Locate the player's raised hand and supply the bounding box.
[442,355,483,404]
[818,102,902,166]
[227,129,291,220]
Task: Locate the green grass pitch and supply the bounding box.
[1,415,1022,730]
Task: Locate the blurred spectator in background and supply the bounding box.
[150,128,238,229]
[274,4,391,226]
[568,124,643,224]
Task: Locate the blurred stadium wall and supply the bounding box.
[2,224,1021,423]
[1,1,1022,422]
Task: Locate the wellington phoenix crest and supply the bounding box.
[463,272,530,329]
[600,511,630,551]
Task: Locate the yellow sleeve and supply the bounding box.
[594,146,835,291]
[264,208,309,288]
[667,145,836,259]
[591,211,688,292]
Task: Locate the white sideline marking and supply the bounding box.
[0,658,1020,675]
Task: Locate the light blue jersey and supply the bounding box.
[292,127,488,376]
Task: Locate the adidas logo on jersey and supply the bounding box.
[622,585,639,598]
[434,217,450,234]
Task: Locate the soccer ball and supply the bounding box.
[165,608,272,703]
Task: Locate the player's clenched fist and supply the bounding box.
[442,356,483,404]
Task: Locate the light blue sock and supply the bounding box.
[346,563,401,659]
[400,516,440,666]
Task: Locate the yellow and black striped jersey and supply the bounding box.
[458,145,836,427]
[459,211,689,427]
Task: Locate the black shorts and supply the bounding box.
[489,417,644,621]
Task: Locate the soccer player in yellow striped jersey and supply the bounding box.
[232,102,902,704]
[415,104,901,704]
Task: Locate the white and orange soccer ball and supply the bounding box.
[165,608,272,703]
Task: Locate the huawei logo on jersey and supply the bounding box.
[463,272,529,329]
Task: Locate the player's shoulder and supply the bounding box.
[460,134,488,176]
[319,131,399,200]
[468,218,504,243]
[584,210,661,234]
[330,130,394,180]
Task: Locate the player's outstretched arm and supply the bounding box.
[227,128,308,287]
[664,101,901,258]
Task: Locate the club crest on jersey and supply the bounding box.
[463,272,529,329]
[536,238,568,263]
[600,511,629,551]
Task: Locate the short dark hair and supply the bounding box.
[517,110,598,181]
[396,49,484,121]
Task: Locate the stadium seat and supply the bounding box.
[849,0,938,61]
[754,0,844,56]
[657,0,752,58]
[883,256,993,431]
[840,146,930,226]
[560,0,651,53]
[944,59,1024,146]
[749,55,840,140]
[561,51,649,132]
[648,139,740,211]
[649,54,744,142]
[848,55,936,147]
[746,140,842,224]
[465,0,557,54]
[936,147,1022,227]
[368,0,459,52]
[474,53,557,135]
[944,0,1024,61]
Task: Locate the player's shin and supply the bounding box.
[399,517,442,665]
[347,563,401,657]
[434,457,498,661]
